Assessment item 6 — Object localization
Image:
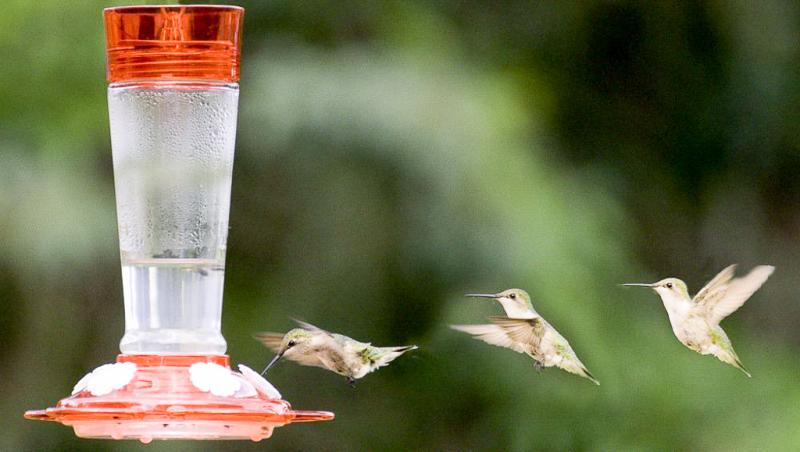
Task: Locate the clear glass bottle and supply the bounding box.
[104,5,244,354]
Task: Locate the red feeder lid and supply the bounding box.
[104,5,244,83]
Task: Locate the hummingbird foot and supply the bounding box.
[533,360,544,373]
[347,377,356,388]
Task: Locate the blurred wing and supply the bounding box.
[488,316,543,348]
[450,324,526,353]
[693,264,737,303]
[253,332,285,352]
[703,266,774,325]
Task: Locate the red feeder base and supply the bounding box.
[24,354,333,442]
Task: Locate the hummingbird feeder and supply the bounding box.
[24,5,333,442]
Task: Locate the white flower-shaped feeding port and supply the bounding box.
[189,362,241,397]
[238,364,282,400]
[72,362,137,397]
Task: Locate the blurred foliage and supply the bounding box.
[2,0,800,450]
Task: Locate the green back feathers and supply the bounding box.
[282,328,316,349]
[671,279,689,298]
[358,346,381,364]
[358,345,417,365]
[285,328,315,341]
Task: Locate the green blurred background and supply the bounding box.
[2,1,799,450]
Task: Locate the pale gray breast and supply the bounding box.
[675,315,710,350]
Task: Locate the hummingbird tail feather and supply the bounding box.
[714,347,752,377]
[732,356,752,378]
[559,357,600,385]
[382,345,418,357]
[582,367,601,386]
[372,345,418,367]
[392,345,419,353]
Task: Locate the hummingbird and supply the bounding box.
[254,320,418,387]
[451,289,599,385]
[623,264,774,377]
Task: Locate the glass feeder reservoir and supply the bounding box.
[25,5,333,442]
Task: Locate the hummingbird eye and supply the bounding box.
[509,293,516,299]
[665,283,673,289]
[288,340,296,347]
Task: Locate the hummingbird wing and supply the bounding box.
[253,332,285,351]
[698,265,774,325]
[487,316,544,349]
[450,324,527,353]
[692,264,737,303]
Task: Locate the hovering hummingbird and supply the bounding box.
[254,320,418,387]
[451,289,599,385]
[624,264,774,377]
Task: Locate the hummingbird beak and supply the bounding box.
[621,283,656,288]
[465,293,500,299]
[260,350,285,376]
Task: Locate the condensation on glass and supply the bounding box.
[105,5,243,354]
